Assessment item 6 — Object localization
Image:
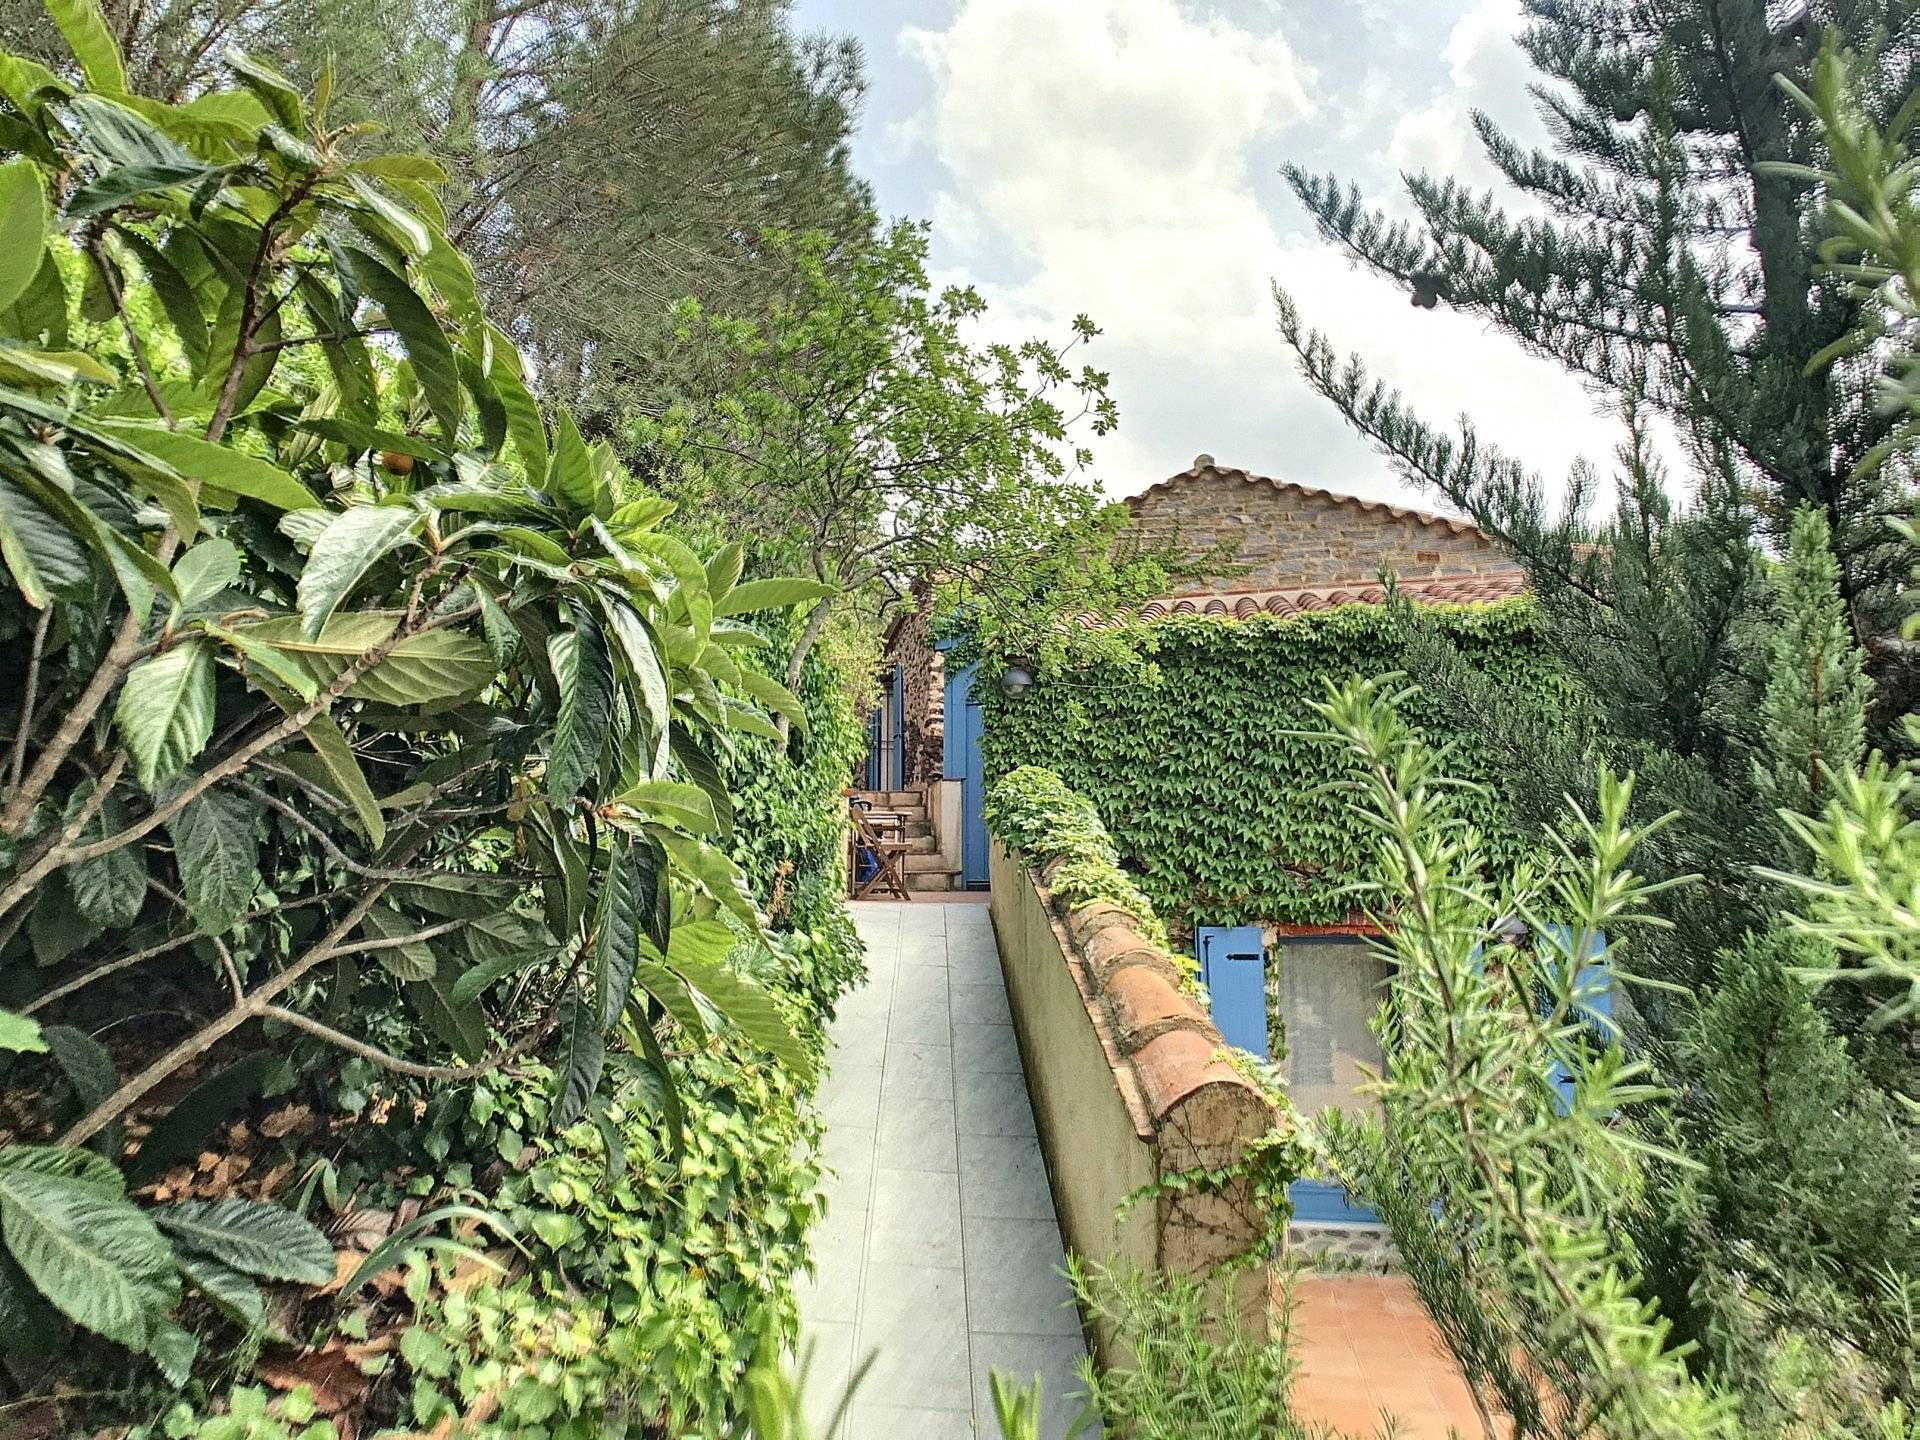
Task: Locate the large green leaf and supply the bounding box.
[40,1024,118,1144]
[239,614,493,706]
[221,50,301,131]
[294,505,422,636]
[489,333,547,483]
[405,963,490,1062]
[1,251,71,349]
[64,786,145,927]
[153,1197,333,1285]
[668,949,811,1082]
[171,537,241,610]
[42,0,127,92]
[548,989,603,1131]
[545,410,597,512]
[255,679,384,847]
[67,160,214,218]
[92,421,317,512]
[116,638,214,789]
[546,603,614,801]
[357,904,437,981]
[344,247,461,439]
[172,1248,264,1332]
[593,836,641,1028]
[632,530,709,641]
[603,600,669,759]
[618,780,719,835]
[0,1009,45,1054]
[657,832,758,926]
[0,1168,175,1349]
[0,468,90,608]
[114,228,206,373]
[164,788,259,933]
[731,669,809,735]
[712,577,836,617]
[0,159,47,312]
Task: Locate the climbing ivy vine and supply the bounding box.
[978,600,1568,934]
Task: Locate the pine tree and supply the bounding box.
[1755,504,1870,820]
[1281,0,1918,634]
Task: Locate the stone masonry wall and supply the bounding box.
[887,589,945,785]
[1130,466,1521,593]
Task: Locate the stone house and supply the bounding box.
[855,458,1526,892]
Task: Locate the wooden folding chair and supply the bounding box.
[849,800,913,901]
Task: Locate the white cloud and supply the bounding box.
[901,0,1627,512]
[1386,0,1539,197]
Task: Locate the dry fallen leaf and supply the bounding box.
[256,1342,369,1416]
[261,1104,313,1139]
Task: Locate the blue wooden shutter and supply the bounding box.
[1542,925,1610,1110]
[1196,925,1268,1058]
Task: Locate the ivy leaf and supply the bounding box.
[153,1197,333,1285]
[294,505,423,637]
[0,1168,175,1349]
[115,638,214,789]
[712,577,835,618]
[548,989,603,1131]
[163,788,259,933]
[43,0,127,92]
[344,247,460,438]
[0,158,48,312]
[546,602,614,801]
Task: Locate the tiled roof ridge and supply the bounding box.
[1131,462,1488,538]
[1138,570,1528,621]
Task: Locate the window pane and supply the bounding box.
[1276,938,1389,1119]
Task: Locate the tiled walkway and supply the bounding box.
[1290,1273,1491,1438]
[797,899,1095,1440]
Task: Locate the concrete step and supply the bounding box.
[905,870,957,892]
[904,851,960,875]
[904,834,940,854]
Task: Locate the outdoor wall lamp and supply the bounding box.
[997,662,1035,698]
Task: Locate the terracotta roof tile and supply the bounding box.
[1136,570,1527,621]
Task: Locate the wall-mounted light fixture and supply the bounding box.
[997,662,1035,698]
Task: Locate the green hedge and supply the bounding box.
[983,765,1173,951]
[979,601,1563,935]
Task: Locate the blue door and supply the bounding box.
[1197,926,1268,1056]
[942,659,989,888]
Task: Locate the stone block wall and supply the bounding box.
[988,841,1281,1356]
[885,590,946,785]
[1129,464,1522,594]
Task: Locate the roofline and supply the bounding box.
[1128,463,1490,539]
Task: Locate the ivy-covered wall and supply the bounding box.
[978,600,1563,936]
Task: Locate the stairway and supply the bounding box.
[853,788,961,892]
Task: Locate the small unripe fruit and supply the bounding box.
[380,450,415,476]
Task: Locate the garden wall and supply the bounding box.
[985,773,1283,1358]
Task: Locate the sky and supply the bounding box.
[786,0,1634,512]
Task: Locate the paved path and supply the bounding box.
[796,899,1095,1439]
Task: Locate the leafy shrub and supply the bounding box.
[983,765,1170,950]
[0,3,843,1421]
[979,602,1565,934]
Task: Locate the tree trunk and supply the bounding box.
[776,592,835,743]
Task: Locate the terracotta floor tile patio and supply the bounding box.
[1288,1273,1499,1439]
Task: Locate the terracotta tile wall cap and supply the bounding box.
[1131,1028,1256,1124]
[1104,965,1211,1054]
[1064,901,1136,946]
[1081,924,1159,972]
